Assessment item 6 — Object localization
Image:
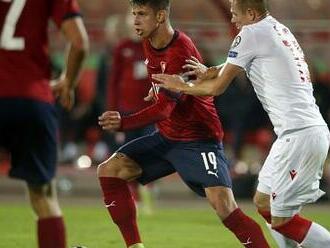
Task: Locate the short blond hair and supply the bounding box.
[233,0,268,13]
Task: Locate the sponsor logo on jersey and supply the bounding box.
[228,51,238,58]
[144,58,149,65]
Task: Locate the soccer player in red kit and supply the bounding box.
[0,0,88,247]
[107,14,155,213]
[98,0,270,247]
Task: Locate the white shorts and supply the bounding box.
[257,126,330,217]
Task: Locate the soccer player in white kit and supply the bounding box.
[152,0,330,247]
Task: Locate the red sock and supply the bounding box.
[223,208,270,248]
[99,177,141,247]
[128,181,140,202]
[273,214,312,243]
[257,209,271,224]
[37,217,66,248]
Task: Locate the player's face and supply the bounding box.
[132,4,159,39]
[230,1,251,30]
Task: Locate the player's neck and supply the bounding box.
[149,24,175,50]
[256,11,269,21]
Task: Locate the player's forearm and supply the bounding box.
[61,17,89,88]
[180,78,220,96]
[204,63,225,80]
[182,63,241,96]
[63,42,88,88]
[120,98,176,131]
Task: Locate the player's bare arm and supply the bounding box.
[153,63,243,96]
[182,56,224,80]
[51,17,89,110]
[98,111,122,132]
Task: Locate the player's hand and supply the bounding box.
[50,77,75,111]
[98,111,122,132]
[183,56,220,81]
[144,87,154,102]
[182,56,208,79]
[152,74,186,93]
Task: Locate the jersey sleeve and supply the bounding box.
[226,27,257,69]
[51,0,81,29]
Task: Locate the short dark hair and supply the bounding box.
[129,0,170,12]
[235,0,268,13]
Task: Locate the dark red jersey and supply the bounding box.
[107,39,151,113]
[122,30,224,142]
[0,0,80,103]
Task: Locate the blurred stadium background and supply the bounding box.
[1,0,330,247]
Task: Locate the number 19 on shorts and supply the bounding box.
[201,152,218,178]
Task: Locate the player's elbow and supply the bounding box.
[71,34,89,54]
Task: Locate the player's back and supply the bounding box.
[0,0,78,103]
[240,16,326,136]
[143,31,223,142]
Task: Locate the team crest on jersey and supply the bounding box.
[231,35,241,48]
[144,58,149,65]
[160,61,167,73]
[289,169,297,180]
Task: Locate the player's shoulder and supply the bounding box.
[175,30,195,47]
[234,16,274,47]
[172,30,198,54]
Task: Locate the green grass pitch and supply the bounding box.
[1,202,329,247]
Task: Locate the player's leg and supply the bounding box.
[168,141,270,247]
[126,128,155,215]
[97,132,175,248]
[268,127,330,247]
[28,180,66,248]
[97,152,143,248]
[254,142,299,248]
[7,99,66,248]
[204,186,270,247]
[254,191,299,248]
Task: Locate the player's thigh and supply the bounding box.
[97,152,143,180]
[167,141,232,197]
[117,132,176,184]
[271,126,330,217]
[256,140,279,197]
[5,99,57,185]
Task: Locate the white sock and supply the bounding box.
[300,222,330,247]
[266,223,299,248]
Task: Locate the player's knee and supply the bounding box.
[253,193,270,210]
[97,153,142,180]
[206,187,237,220]
[28,182,62,218]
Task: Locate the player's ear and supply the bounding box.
[156,10,166,24]
[247,8,257,21]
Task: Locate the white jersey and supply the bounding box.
[226,16,326,137]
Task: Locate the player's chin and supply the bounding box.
[135,29,144,37]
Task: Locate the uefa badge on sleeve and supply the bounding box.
[231,35,241,48]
